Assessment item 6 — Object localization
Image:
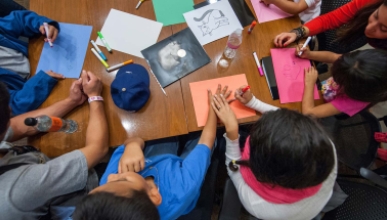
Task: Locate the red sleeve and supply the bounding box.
[305,0,375,36]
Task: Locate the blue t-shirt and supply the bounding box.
[100,144,211,220]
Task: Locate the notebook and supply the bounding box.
[141,28,211,88]
[261,56,279,100]
[189,74,256,127]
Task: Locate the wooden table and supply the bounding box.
[28,0,323,157]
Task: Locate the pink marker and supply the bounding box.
[253,52,263,76]
[43,22,53,47]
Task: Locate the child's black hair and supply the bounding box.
[229,109,334,189]
[73,190,160,220]
[332,49,387,103]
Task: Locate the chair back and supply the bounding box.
[323,179,387,220]
[330,111,381,171]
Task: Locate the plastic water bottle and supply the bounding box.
[223,29,243,59]
[24,115,78,133]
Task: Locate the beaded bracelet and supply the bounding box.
[291,26,307,42]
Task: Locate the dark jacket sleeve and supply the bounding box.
[9,71,58,115]
[0,10,60,39]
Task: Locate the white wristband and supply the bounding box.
[88,96,104,103]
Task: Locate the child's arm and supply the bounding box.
[8,76,84,141]
[8,70,64,116]
[235,85,279,113]
[261,0,309,14]
[118,137,145,173]
[197,87,220,149]
[296,45,342,63]
[302,67,341,118]
[0,10,59,39]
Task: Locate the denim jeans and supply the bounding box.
[0,0,26,17]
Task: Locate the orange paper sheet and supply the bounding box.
[189,74,257,127]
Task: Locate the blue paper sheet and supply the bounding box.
[36,23,92,78]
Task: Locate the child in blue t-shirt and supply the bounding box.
[0,10,64,115]
[73,85,229,220]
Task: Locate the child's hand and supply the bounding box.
[209,84,233,105]
[119,139,145,173]
[235,85,253,104]
[68,78,87,106]
[81,70,103,97]
[45,70,65,79]
[304,66,318,87]
[296,43,311,59]
[211,90,238,129]
[39,23,59,43]
[274,32,297,47]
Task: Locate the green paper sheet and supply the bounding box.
[152,0,194,26]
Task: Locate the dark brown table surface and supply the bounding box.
[28,0,323,157]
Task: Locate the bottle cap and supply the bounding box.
[24,118,38,126]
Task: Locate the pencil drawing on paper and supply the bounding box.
[194,9,229,36]
[282,58,301,80]
[50,31,78,72]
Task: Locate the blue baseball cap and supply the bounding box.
[111,64,150,111]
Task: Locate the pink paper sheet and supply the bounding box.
[251,0,293,23]
[189,74,257,127]
[270,48,320,104]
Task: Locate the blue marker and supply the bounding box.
[90,40,107,61]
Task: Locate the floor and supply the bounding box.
[12,1,387,219]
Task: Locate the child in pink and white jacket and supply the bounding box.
[211,86,337,220]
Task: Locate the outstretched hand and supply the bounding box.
[211,84,237,129]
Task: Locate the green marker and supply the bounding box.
[97,31,112,53]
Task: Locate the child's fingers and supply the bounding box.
[213,95,221,109]
[134,163,140,173]
[216,84,221,95]
[235,92,242,100]
[50,27,58,42]
[219,94,228,106]
[140,160,145,171]
[221,85,228,95]
[211,102,220,114]
[118,162,122,173]
[225,90,232,99]
[39,25,45,35]
[207,89,213,101]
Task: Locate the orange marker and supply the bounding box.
[106,59,133,72]
[248,21,257,34]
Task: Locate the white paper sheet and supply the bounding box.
[183,0,242,45]
[96,9,163,58]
